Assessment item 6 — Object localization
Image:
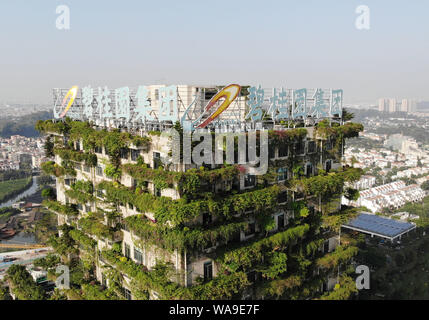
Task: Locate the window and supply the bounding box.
[245,221,256,237]
[124,243,131,259]
[85,205,91,213]
[277,168,287,181]
[295,141,305,155]
[307,141,316,153]
[294,191,305,200]
[83,165,90,173]
[124,288,132,300]
[75,141,80,151]
[129,203,134,210]
[268,145,276,159]
[74,163,82,171]
[120,148,129,160]
[154,186,161,197]
[134,248,143,265]
[96,189,104,198]
[65,179,71,186]
[96,166,103,176]
[325,160,332,173]
[95,146,102,154]
[323,240,330,253]
[277,214,285,230]
[277,191,287,203]
[202,212,212,226]
[306,163,313,178]
[278,144,288,158]
[204,90,216,100]
[203,261,213,282]
[77,203,83,211]
[244,174,256,188]
[153,152,161,169]
[322,282,328,292]
[131,149,140,161]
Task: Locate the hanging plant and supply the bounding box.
[104,164,122,180]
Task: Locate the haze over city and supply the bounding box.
[0,0,428,105]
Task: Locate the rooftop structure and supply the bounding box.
[51,84,344,132]
[342,213,416,242]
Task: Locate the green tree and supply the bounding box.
[37,174,55,186]
[344,188,360,201]
[342,109,355,122]
[41,187,56,200]
[421,181,429,191]
[44,135,55,158]
[0,280,11,300]
[6,265,45,300]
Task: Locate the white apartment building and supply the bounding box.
[343,180,425,213]
[393,167,429,180]
[378,98,389,112]
[378,98,416,113]
[388,99,397,113]
[349,175,376,190]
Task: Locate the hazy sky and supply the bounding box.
[0,0,428,104]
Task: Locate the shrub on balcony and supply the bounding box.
[43,200,79,216]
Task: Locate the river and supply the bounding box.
[0,176,40,245]
[0,176,39,208]
[0,231,37,245]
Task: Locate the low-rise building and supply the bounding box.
[343,181,425,213]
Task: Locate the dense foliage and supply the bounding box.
[0,176,33,203]
[6,265,45,300]
[39,118,366,300]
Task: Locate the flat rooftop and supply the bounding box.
[342,213,416,241]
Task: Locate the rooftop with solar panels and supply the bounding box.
[341,212,417,242]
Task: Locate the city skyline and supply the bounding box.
[0,0,428,104]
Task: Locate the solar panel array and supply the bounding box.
[343,213,415,238]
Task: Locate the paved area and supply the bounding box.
[0,247,52,280]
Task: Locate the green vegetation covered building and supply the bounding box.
[36,112,363,300]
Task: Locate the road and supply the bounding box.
[0,247,52,280]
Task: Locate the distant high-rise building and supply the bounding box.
[378,98,388,112]
[400,99,416,113]
[400,99,409,112]
[388,98,397,113]
[378,98,416,114]
[410,100,417,112]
